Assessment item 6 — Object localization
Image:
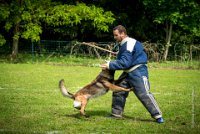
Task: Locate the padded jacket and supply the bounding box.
[109,37,147,70]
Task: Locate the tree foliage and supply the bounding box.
[46,3,115,32]
[143,0,200,60]
[0,0,199,61]
[44,3,115,40]
[1,0,49,42]
[143,0,200,35]
[0,34,6,46]
[0,0,115,59]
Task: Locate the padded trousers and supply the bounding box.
[112,65,162,119]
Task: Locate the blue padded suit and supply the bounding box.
[108,37,162,119]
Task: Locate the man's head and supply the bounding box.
[113,25,127,42]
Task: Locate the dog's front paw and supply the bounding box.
[124,87,133,91]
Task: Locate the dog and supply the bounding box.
[59,69,130,116]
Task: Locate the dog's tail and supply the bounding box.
[59,79,75,99]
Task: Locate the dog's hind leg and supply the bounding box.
[76,96,88,116]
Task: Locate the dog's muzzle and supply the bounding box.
[73,100,81,109]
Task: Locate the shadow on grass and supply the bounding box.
[123,115,154,123]
[63,110,109,119]
[63,110,154,123]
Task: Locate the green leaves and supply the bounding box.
[46,3,115,32]
[46,4,82,26]
[0,4,10,20]
[143,0,200,34]
[0,1,115,47]
[21,23,42,42]
[0,34,6,46]
[4,22,13,31]
[21,11,32,21]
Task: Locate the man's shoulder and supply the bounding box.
[125,37,137,52]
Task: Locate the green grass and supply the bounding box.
[0,62,200,134]
[0,54,200,69]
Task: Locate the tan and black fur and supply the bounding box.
[59,69,130,116]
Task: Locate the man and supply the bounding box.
[101,25,164,123]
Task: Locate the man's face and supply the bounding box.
[113,29,125,43]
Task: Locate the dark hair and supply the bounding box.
[113,25,127,35]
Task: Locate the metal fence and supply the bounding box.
[28,40,118,58]
[1,40,200,62]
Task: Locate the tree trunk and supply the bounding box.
[163,22,173,61]
[189,44,193,61]
[11,0,22,61]
[163,45,169,61]
[11,22,20,61]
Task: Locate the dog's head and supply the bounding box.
[99,69,115,80]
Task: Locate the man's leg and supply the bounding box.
[128,65,163,121]
[111,72,130,117]
[112,91,129,117]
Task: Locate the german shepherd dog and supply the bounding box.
[59,69,130,116]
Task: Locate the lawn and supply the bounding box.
[0,62,199,134]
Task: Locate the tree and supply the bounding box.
[179,1,200,37]
[0,1,115,60]
[45,3,115,40]
[0,0,51,60]
[143,0,200,61]
[92,0,149,41]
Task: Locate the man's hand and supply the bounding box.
[100,60,110,70]
[100,63,108,70]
